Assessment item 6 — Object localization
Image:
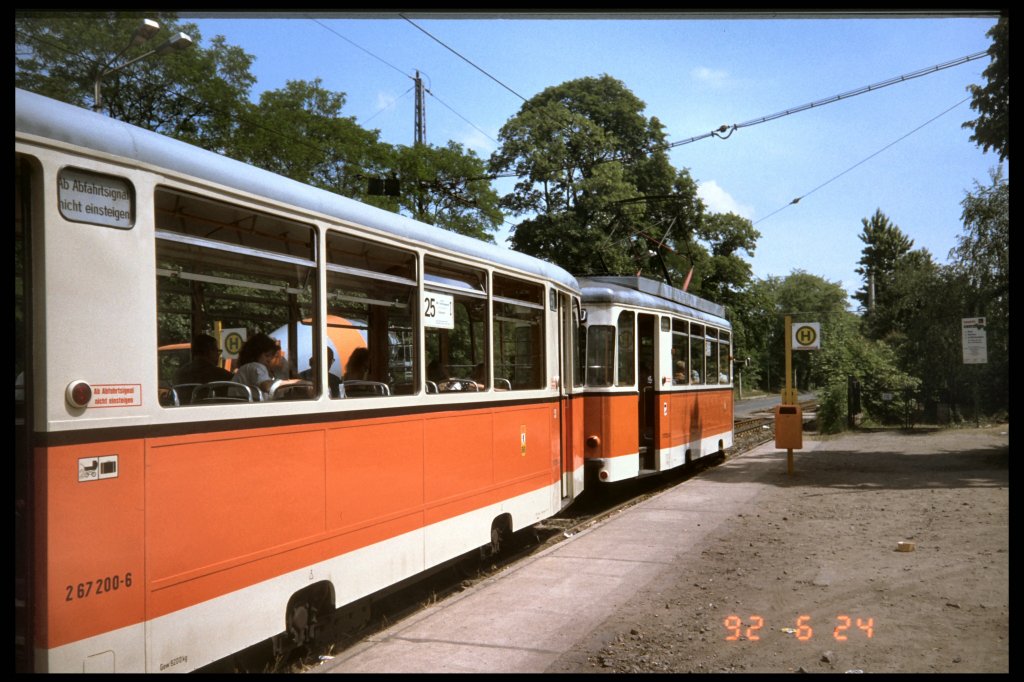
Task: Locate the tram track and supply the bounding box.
[208,401,816,672]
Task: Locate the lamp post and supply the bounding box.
[92,18,192,113]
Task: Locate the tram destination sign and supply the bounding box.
[423,292,455,329]
[961,317,987,364]
[57,168,134,229]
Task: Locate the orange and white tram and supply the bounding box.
[578,277,733,483]
[15,88,585,673]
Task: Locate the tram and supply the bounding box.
[15,88,586,672]
[578,276,733,483]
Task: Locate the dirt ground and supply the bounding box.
[548,423,1009,674]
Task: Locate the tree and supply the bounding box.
[853,209,915,339]
[689,211,760,305]
[15,11,255,150]
[812,312,921,433]
[774,271,851,393]
[950,167,1009,415]
[387,142,504,242]
[227,79,389,201]
[491,75,704,278]
[725,276,778,393]
[963,16,1009,162]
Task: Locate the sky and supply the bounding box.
[183,11,1003,309]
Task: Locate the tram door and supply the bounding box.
[638,314,657,471]
[557,292,575,500]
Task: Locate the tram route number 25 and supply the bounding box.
[724,614,874,641]
[423,292,454,330]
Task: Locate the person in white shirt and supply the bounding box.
[232,333,280,399]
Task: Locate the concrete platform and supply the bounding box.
[315,438,818,674]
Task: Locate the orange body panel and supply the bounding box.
[35,441,146,649]
[35,402,562,650]
[582,393,638,461]
[655,388,730,450]
[661,388,733,450]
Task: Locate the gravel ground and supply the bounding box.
[548,423,1009,674]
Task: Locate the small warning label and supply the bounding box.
[90,384,142,408]
[79,455,119,482]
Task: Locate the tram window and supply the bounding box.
[425,257,487,392]
[720,330,732,384]
[689,323,705,384]
[672,318,689,385]
[616,310,635,387]
[155,189,318,405]
[586,326,614,387]
[492,274,544,390]
[707,328,720,385]
[327,232,417,397]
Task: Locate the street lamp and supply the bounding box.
[92,18,193,113]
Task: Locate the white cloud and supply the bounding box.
[691,66,730,87]
[375,91,398,111]
[697,180,754,218]
[459,128,497,157]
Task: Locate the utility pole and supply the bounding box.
[414,70,426,146]
[413,70,427,221]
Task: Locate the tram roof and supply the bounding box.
[15,88,578,291]
[579,276,730,328]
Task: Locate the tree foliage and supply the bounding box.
[492,75,695,276]
[852,209,914,325]
[15,12,506,241]
[387,142,503,242]
[15,11,255,150]
[950,168,1009,414]
[227,78,388,200]
[963,16,1009,162]
[774,271,851,393]
[491,73,758,311]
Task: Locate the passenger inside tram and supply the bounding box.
[344,347,370,381]
[674,361,688,385]
[427,359,451,391]
[232,333,281,399]
[232,334,312,400]
[174,333,232,386]
[300,347,343,398]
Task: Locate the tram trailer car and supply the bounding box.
[578,277,734,483]
[15,88,586,673]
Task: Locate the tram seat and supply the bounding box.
[433,378,477,392]
[343,380,390,397]
[191,381,257,403]
[494,378,512,391]
[166,383,202,406]
[425,381,439,394]
[390,381,416,395]
[268,379,313,401]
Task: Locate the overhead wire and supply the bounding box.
[399,13,529,104]
[19,22,991,242]
[666,51,988,148]
[753,96,973,226]
[307,16,409,79]
[309,18,501,173]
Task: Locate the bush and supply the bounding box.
[816,381,849,434]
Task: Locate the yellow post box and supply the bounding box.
[774,404,803,450]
